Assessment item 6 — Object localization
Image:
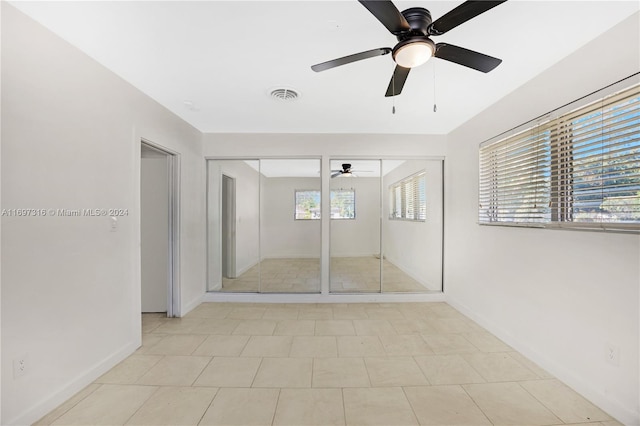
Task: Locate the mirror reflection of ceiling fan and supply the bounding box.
[331,163,374,178]
[312,0,506,97]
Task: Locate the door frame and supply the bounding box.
[221,174,237,280]
[140,140,180,317]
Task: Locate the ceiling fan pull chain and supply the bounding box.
[392,71,396,114]
[433,61,437,113]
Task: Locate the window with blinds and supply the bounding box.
[389,171,426,221]
[479,81,640,231]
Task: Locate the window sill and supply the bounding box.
[478,221,640,234]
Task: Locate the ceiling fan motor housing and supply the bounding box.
[391,7,436,68]
[399,7,433,39]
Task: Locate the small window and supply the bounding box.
[295,190,321,220]
[389,171,426,221]
[294,189,356,220]
[330,189,356,219]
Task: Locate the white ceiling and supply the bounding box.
[244,159,403,177]
[10,1,639,134]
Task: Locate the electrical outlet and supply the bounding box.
[13,355,28,378]
[605,343,620,366]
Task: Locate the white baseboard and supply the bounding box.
[383,256,435,290]
[330,253,379,258]
[8,341,138,426]
[203,292,445,304]
[446,296,638,426]
[260,255,321,259]
[181,294,204,317]
[235,260,259,277]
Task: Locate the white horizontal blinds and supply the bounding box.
[479,122,552,224]
[417,174,426,220]
[391,186,402,218]
[479,81,640,229]
[389,172,426,220]
[403,178,414,219]
[550,85,640,224]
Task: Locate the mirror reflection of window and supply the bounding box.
[294,189,356,220]
[382,159,443,293]
[294,190,321,220]
[330,159,382,293]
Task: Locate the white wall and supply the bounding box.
[261,177,321,259]
[1,4,205,424]
[203,133,447,158]
[207,160,260,290]
[330,176,381,257]
[383,160,443,291]
[140,155,169,312]
[445,12,640,424]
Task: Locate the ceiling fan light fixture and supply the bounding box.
[392,38,435,68]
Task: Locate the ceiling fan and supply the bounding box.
[311,0,506,97]
[331,163,373,178]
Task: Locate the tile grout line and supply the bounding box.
[516,380,600,424]
[400,386,421,425]
[267,388,282,426]
[190,355,215,386]
[196,386,220,426]
[459,383,496,426]
[120,384,162,425]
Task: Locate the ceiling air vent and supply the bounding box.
[269,87,300,101]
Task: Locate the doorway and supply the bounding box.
[140,141,179,317]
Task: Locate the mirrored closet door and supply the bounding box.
[207,159,260,292]
[381,159,443,293]
[259,159,321,293]
[329,159,382,293]
[207,158,443,295]
[207,158,321,293]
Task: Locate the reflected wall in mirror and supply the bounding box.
[259,159,321,293]
[382,159,443,293]
[330,160,381,293]
[207,159,260,292]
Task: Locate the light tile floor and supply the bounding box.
[221,257,437,293]
[36,302,621,426]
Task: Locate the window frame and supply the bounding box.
[479,78,640,233]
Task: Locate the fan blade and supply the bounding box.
[434,43,502,73]
[428,1,506,36]
[331,171,343,178]
[358,0,410,35]
[311,48,392,72]
[385,65,411,97]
